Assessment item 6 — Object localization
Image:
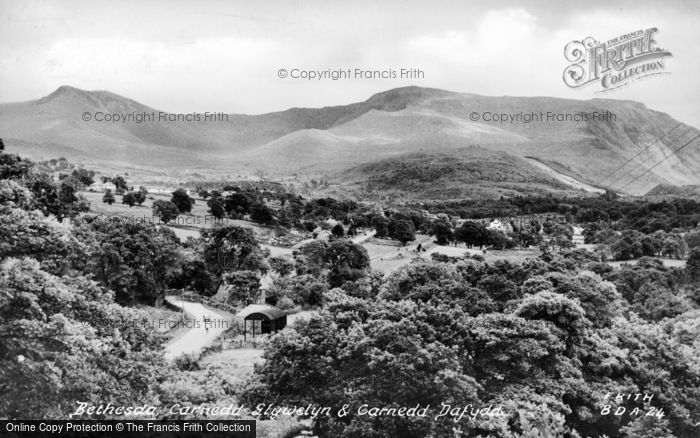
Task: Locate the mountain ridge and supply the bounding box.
[1,85,699,196]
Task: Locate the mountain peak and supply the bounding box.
[50,85,88,97]
[364,86,452,109]
[36,86,148,112]
[55,85,84,93]
[38,85,94,104]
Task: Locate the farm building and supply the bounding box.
[486,219,513,234]
[238,304,287,340]
[88,182,116,192]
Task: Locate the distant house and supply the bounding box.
[486,219,513,234]
[149,186,191,196]
[264,199,282,209]
[88,182,116,193]
[324,218,339,227]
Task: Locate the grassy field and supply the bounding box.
[81,189,267,242]
[363,233,542,274]
[607,259,687,269]
[82,190,212,223]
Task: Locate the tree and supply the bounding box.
[224,192,251,216]
[371,215,390,238]
[294,240,370,288]
[391,219,415,245]
[688,248,700,282]
[171,188,194,213]
[630,282,692,321]
[171,259,217,296]
[611,230,645,260]
[122,191,138,207]
[0,138,4,151]
[554,233,576,250]
[27,176,89,220]
[112,175,128,193]
[331,223,345,238]
[0,258,168,418]
[84,220,182,304]
[477,274,520,303]
[266,275,327,307]
[269,256,294,277]
[102,189,115,205]
[433,220,454,245]
[207,196,225,219]
[516,229,541,248]
[462,312,568,396]
[70,168,95,186]
[242,301,480,437]
[201,226,269,280]
[135,186,148,205]
[1,152,33,180]
[326,241,371,288]
[455,221,488,248]
[0,208,87,276]
[0,180,34,210]
[686,230,700,251]
[514,290,587,339]
[303,220,317,233]
[250,203,274,225]
[152,200,179,224]
[222,270,261,305]
[549,271,621,328]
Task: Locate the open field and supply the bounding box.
[82,190,215,224]
[81,189,267,241]
[607,258,687,269]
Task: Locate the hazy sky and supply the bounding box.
[1,0,699,127]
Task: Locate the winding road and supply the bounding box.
[163,296,235,360]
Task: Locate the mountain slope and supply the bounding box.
[333,148,585,201]
[1,85,698,195]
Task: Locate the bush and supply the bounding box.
[102,189,115,205]
[174,353,200,371]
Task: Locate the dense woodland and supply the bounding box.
[1,151,700,437]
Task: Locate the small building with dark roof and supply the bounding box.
[238,304,288,339]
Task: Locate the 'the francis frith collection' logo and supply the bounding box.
[563,28,672,92]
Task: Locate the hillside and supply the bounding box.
[644,184,700,199]
[332,148,587,201]
[1,85,699,196]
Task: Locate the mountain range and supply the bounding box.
[1,85,699,197]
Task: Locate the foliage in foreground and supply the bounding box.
[243,257,700,438]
